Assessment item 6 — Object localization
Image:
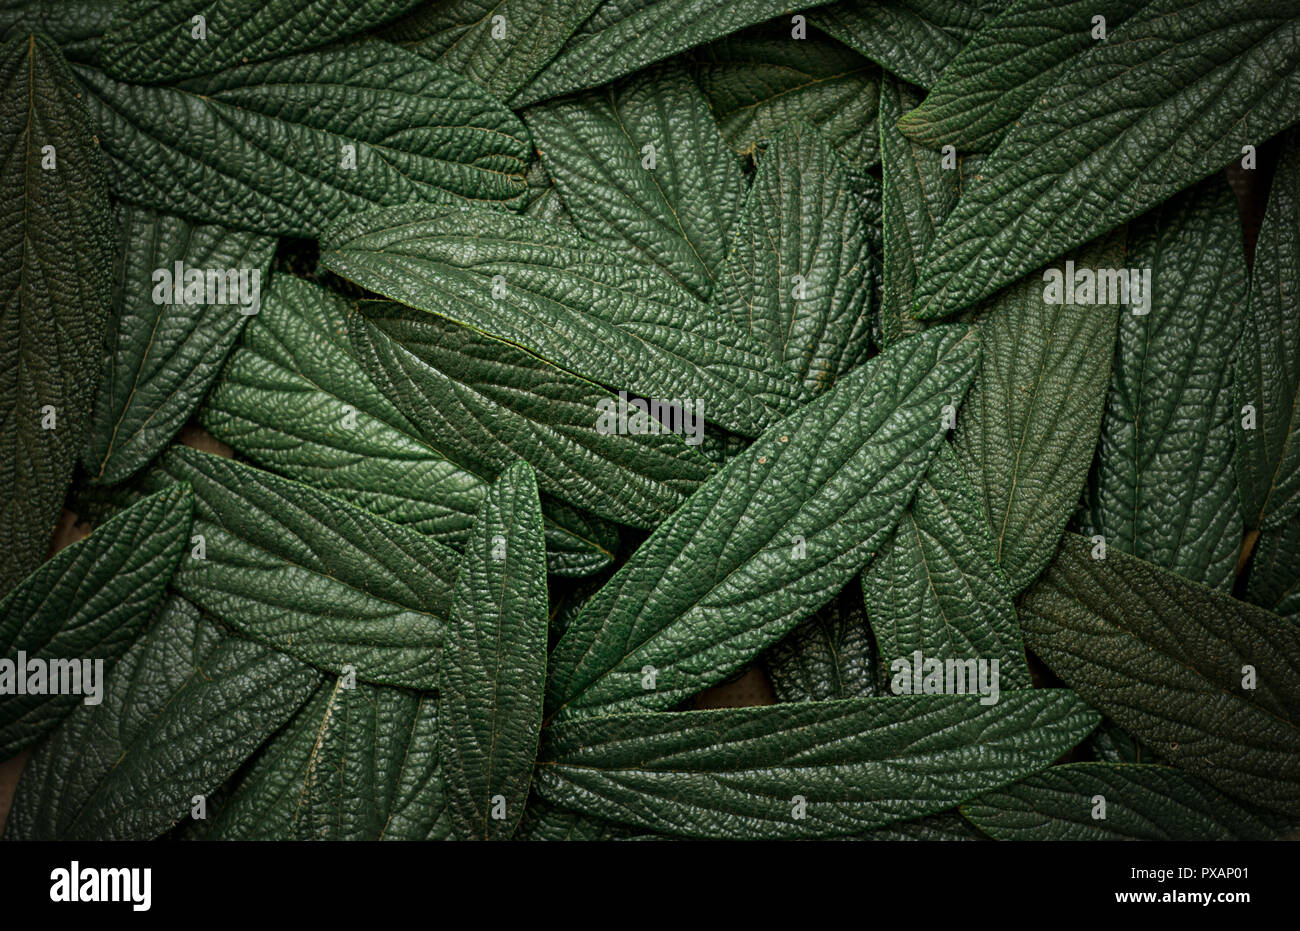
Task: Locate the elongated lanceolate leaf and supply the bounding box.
[525,66,747,303]
[547,325,979,719]
[1235,127,1300,532]
[956,234,1123,594]
[963,763,1286,840]
[441,462,547,840]
[763,584,878,703]
[0,484,192,757]
[1080,178,1246,590]
[321,204,803,436]
[1,34,114,594]
[534,691,1099,838]
[206,678,448,840]
[1020,534,1300,816]
[4,595,320,841]
[74,44,530,237]
[158,446,460,690]
[914,0,1300,319]
[85,206,275,485]
[710,120,874,400]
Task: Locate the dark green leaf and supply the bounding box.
[1248,512,1300,624]
[763,583,878,702]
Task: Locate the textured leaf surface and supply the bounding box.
[1020,534,1300,816]
[546,326,979,719]
[525,66,747,303]
[4,595,320,840]
[1248,513,1300,624]
[956,235,1122,594]
[535,691,1099,838]
[710,120,874,400]
[321,204,803,436]
[1,34,114,594]
[381,0,601,101]
[763,584,878,702]
[74,44,530,237]
[158,447,460,690]
[207,677,447,840]
[85,206,275,485]
[690,25,882,173]
[514,0,833,106]
[441,462,547,840]
[864,445,1030,687]
[878,74,960,347]
[898,0,1142,151]
[101,0,424,81]
[0,1,117,62]
[351,301,712,529]
[1080,179,1246,589]
[963,763,1284,840]
[815,0,998,90]
[0,485,192,757]
[1235,128,1300,532]
[914,0,1300,318]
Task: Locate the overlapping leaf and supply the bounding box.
[710,120,874,400]
[74,43,530,237]
[763,584,878,703]
[4,595,321,841]
[321,204,804,436]
[546,325,979,719]
[525,66,747,303]
[441,462,547,840]
[914,0,1300,318]
[1020,534,1300,816]
[85,206,275,485]
[535,691,1099,838]
[0,484,192,757]
[1,33,114,594]
[157,446,460,690]
[1080,178,1246,590]
[0,1,117,61]
[1248,513,1300,624]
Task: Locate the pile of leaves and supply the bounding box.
[1,0,1297,842]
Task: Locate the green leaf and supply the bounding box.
[84,206,275,485]
[0,484,192,757]
[201,277,617,574]
[689,24,882,174]
[546,325,979,719]
[73,43,530,238]
[914,0,1300,319]
[0,1,118,62]
[962,763,1285,840]
[206,678,447,840]
[525,65,747,303]
[1235,127,1300,532]
[157,446,460,690]
[864,810,984,840]
[350,300,712,529]
[4,595,321,840]
[1079,178,1246,590]
[534,691,1099,838]
[955,234,1122,594]
[1020,533,1300,816]
[898,0,1142,152]
[320,204,803,436]
[1248,512,1300,624]
[863,444,1031,688]
[762,584,879,702]
[380,0,601,101]
[1,33,114,595]
[513,0,835,107]
[878,74,961,348]
[815,0,999,90]
[710,120,874,400]
[441,462,547,840]
[515,796,641,840]
[101,0,424,81]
